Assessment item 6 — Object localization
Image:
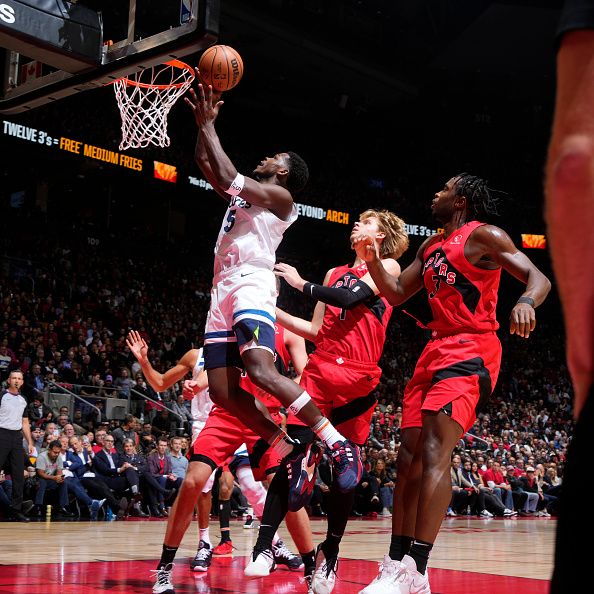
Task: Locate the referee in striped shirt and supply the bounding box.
[0,369,35,521]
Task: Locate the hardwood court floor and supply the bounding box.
[0,515,555,593]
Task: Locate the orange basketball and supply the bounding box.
[198,45,244,92]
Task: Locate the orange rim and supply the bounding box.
[113,60,194,89]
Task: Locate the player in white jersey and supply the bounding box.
[184,79,363,476]
[149,80,363,594]
[126,331,216,549]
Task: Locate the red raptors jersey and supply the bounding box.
[422,221,501,333]
[240,324,290,411]
[315,262,393,363]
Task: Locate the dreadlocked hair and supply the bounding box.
[454,173,500,218]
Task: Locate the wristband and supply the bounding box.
[225,173,245,196]
[516,296,535,308]
[303,282,315,296]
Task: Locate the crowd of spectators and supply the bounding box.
[0,219,571,522]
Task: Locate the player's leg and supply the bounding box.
[360,351,433,594]
[243,441,310,574]
[311,366,381,594]
[390,427,422,558]
[204,279,295,457]
[242,346,359,481]
[185,409,246,575]
[189,489,214,573]
[246,424,315,577]
[152,460,214,593]
[213,468,235,555]
[232,271,361,493]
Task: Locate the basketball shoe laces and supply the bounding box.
[195,546,211,562]
[151,564,173,587]
[274,540,297,561]
[331,441,357,478]
[376,557,407,585]
[253,547,275,564]
[317,551,338,581]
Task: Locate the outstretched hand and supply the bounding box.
[509,303,536,338]
[352,233,380,263]
[184,68,224,128]
[126,330,149,363]
[274,262,306,291]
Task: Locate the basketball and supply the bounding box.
[198,45,244,92]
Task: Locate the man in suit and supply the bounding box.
[68,435,128,518]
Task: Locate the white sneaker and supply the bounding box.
[151,563,175,594]
[311,545,338,594]
[399,555,431,594]
[503,508,517,517]
[479,510,494,518]
[446,508,457,517]
[244,549,276,577]
[381,508,393,518]
[359,555,407,594]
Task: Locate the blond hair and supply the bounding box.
[359,209,409,260]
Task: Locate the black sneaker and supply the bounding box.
[57,507,76,518]
[272,539,304,571]
[287,441,322,512]
[190,540,212,572]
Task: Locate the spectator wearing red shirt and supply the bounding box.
[483,461,514,510]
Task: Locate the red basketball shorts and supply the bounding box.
[191,405,281,481]
[402,331,502,434]
[286,349,382,445]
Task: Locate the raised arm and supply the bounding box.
[126,331,196,392]
[471,225,551,338]
[352,234,429,306]
[185,78,293,219]
[275,259,402,309]
[275,269,333,342]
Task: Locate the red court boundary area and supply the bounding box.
[0,556,549,594]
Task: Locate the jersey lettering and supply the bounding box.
[229,196,251,209]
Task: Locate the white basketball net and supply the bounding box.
[113,60,195,151]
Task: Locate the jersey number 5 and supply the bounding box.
[224,209,236,233]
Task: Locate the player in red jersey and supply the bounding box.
[152,323,314,589]
[355,174,551,594]
[245,209,409,594]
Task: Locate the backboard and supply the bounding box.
[0,0,219,114]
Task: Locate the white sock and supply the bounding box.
[199,527,211,547]
[272,533,281,547]
[268,430,294,458]
[312,417,345,448]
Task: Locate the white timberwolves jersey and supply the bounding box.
[214,195,298,275]
[190,348,212,433]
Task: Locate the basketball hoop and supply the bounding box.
[113,60,195,151]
